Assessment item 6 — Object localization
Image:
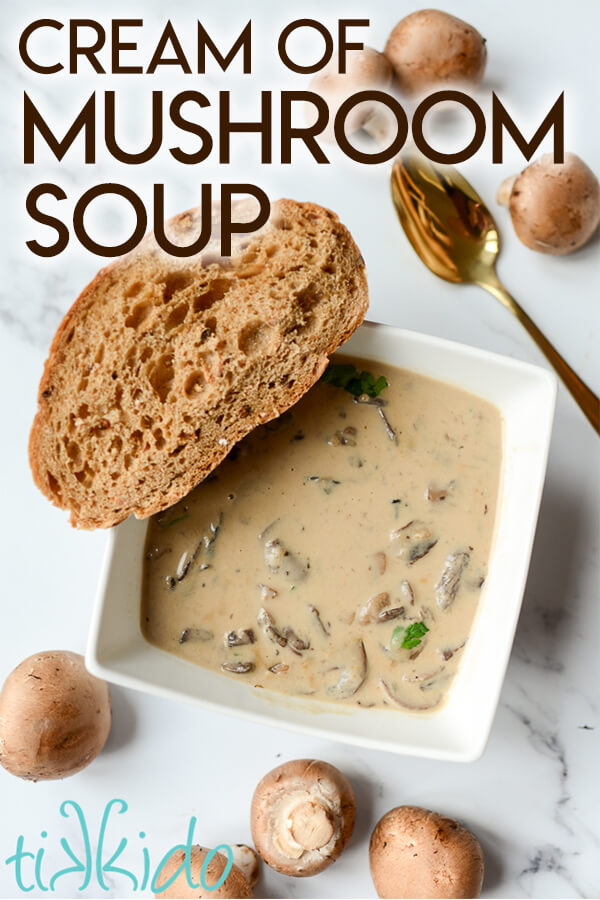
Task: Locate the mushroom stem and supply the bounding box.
[251,759,356,877]
[289,801,335,851]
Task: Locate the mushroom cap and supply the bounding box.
[155,845,253,899]
[251,758,355,876]
[309,47,393,141]
[0,651,111,781]
[503,153,600,254]
[311,46,393,97]
[384,10,487,96]
[369,806,484,899]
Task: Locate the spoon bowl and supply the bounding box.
[391,153,599,433]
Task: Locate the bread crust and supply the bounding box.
[29,199,368,528]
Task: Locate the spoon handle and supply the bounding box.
[479,275,599,434]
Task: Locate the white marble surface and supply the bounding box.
[0,0,599,897]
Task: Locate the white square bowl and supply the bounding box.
[86,322,556,761]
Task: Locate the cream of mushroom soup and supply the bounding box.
[141,357,502,712]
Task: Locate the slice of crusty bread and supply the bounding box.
[29,198,368,529]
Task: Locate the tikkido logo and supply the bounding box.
[4,799,232,894]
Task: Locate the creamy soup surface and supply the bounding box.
[141,357,503,713]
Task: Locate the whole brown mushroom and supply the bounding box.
[251,759,355,876]
[384,10,487,96]
[154,845,253,899]
[309,47,394,144]
[497,153,600,254]
[0,651,111,781]
[369,806,484,899]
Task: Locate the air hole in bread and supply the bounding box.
[162,271,192,301]
[197,350,217,371]
[78,404,89,419]
[193,278,231,312]
[125,302,153,329]
[47,471,62,500]
[74,463,94,486]
[141,415,153,429]
[125,281,143,298]
[235,261,265,279]
[90,419,110,438]
[171,444,185,456]
[322,262,336,274]
[233,246,261,272]
[215,414,224,426]
[199,317,218,344]
[184,370,206,397]
[240,405,252,417]
[78,378,88,392]
[140,346,153,363]
[165,302,188,331]
[153,428,166,449]
[123,454,132,470]
[109,436,123,455]
[95,344,105,364]
[295,283,322,312]
[66,328,75,344]
[148,354,175,402]
[238,320,275,356]
[290,314,317,337]
[65,439,82,466]
[131,429,143,445]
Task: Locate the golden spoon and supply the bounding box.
[391,153,599,434]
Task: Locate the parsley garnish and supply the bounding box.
[322,363,388,399]
[390,621,429,651]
